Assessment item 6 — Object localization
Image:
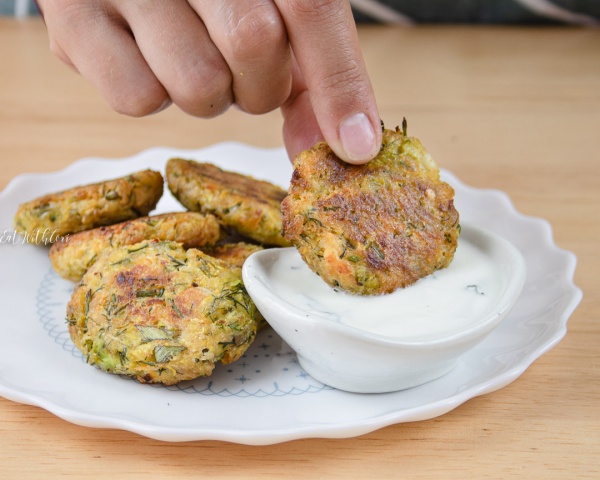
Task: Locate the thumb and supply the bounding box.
[280,55,324,163]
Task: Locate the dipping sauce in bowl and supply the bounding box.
[243,224,526,393]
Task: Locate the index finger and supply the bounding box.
[274,0,381,164]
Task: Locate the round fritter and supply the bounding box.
[201,242,268,330]
[201,242,264,268]
[14,170,164,244]
[281,127,460,295]
[166,158,290,247]
[66,240,259,385]
[50,212,222,282]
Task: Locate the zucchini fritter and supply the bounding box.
[281,126,460,295]
[50,212,222,282]
[201,242,264,268]
[166,158,290,247]
[201,241,270,331]
[14,170,164,244]
[66,240,259,385]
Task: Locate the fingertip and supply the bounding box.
[335,112,381,164]
[108,83,170,117]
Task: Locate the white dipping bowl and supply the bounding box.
[242,224,526,393]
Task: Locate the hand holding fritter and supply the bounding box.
[281,125,460,295]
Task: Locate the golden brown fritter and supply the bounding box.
[50,212,222,282]
[200,242,269,330]
[14,170,164,244]
[281,126,460,295]
[66,240,259,385]
[166,158,290,247]
[201,241,269,331]
[201,242,264,268]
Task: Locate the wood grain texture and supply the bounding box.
[0,19,598,479]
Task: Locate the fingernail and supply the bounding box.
[151,98,172,115]
[338,113,378,163]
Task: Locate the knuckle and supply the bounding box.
[227,6,287,61]
[282,0,343,20]
[45,0,102,23]
[43,0,79,15]
[319,61,366,97]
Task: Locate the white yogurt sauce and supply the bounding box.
[267,238,503,341]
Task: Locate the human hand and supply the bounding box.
[37,0,381,164]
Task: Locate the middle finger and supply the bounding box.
[190,0,292,114]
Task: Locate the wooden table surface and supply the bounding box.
[0,19,598,479]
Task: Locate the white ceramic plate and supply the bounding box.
[0,143,582,445]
